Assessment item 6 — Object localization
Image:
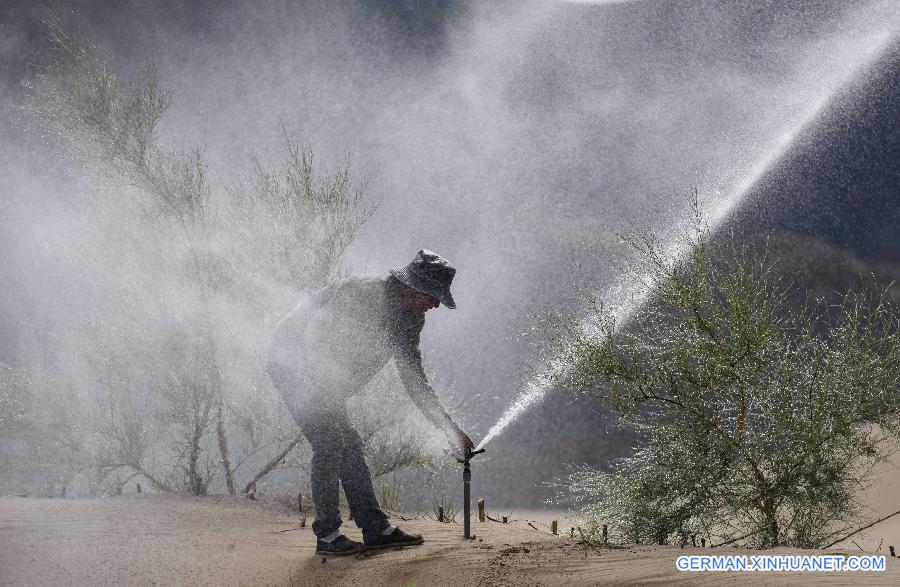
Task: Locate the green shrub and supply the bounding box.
[544,198,900,548]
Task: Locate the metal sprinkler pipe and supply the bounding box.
[458,447,485,539]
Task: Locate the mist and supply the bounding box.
[2,0,900,507]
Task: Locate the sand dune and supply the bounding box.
[2,495,899,586]
[828,451,900,552]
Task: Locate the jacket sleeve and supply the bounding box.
[394,318,453,430]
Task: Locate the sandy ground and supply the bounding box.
[827,451,900,552]
[2,495,900,586]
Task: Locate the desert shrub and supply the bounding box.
[544,199,900,548]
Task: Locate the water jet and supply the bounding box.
[475,28,899,454]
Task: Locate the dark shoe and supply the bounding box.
[364,527,425,550]
[315,535,367,556]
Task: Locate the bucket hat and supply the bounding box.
[390,249,456,309]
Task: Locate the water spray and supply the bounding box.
[475,28,898,453]
[457,446,486,539]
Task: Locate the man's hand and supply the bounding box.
[445,420,475,459]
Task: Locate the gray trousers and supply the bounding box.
[268,361,389,540]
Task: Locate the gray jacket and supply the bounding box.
[269,275,452,428]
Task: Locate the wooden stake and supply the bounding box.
[551,520,558,535]
[438,506,444,522]
[701,538,706,548]
[136,483,141,494]
[502,516,508,524]
[478,499,485,523]
[890,545,896,557]
[602,524,608,544]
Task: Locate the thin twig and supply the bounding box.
[824,508,900,548]
[710,527,764,548]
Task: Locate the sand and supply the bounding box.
[820,449,900,553]
[2,494,899,586]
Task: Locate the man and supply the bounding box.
[268,249,475,556]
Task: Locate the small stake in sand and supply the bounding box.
[551,520,558,535]
[890,545,896,557]
[603,524,608,544]
[478,499,486,523]
[438,506,445,523]
[503,516,509,524]
[136,483,141,494]
[701,538,706,548]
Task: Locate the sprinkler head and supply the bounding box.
[457,447,485,464]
